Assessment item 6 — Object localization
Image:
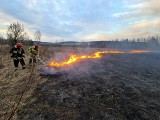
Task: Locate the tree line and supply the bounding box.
[89,36,160,50]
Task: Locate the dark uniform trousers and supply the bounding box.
[14,58,25,68]
[29,57,37,64]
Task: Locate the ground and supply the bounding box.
[0,45,160,120]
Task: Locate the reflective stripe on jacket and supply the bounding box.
[9,47,25,60]
[28,47,39,57]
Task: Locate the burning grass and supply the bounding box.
[49,50,151,68]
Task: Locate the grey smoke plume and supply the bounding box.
[40,47,107,81]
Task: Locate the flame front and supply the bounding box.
[49,50,124,67]
[129,50,151,53]
[49,50,151,67]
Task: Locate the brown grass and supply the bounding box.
[0,45,48,120]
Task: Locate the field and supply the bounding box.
[0,45,160,120]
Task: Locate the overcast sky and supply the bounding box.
[0,0,160,42]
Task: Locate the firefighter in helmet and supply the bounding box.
[9,43,26,70]
[28,45,39,65]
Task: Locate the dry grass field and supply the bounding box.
[0,45,160,120]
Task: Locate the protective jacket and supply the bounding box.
[28,47,39,57]
[9,47,25,60]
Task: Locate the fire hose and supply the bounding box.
[6,64,36,120]
[25,56,46,65]
[36,57,46,65]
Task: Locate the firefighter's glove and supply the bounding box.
[22,55,25,58]
[10,55,14,58]
[36,55,40,58]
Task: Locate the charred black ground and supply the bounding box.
[18,53,160,120]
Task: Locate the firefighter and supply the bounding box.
[9,43,26,70]
[28,45,39,65]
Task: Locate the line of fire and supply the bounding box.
[49,50,151,67]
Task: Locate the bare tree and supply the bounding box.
[0,34,3,45]
[34,30,41,45]
[6,21,26,46]
[22,33,34,46]
[0,34,3,50]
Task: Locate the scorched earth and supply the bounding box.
[18,52,160,120]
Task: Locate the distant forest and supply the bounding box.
[0,35,160,50]
[59,36,160,50]
[89,36,160,50]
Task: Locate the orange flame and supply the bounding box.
[49,50,126,67]
[49,50,151,67]
[129,50,151,53]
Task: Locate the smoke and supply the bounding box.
[40,66,60,76]
[39,46,154,83]
[40,47,107,82]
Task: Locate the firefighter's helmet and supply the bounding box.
[35,45,39,49]
[16,43,23,48]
